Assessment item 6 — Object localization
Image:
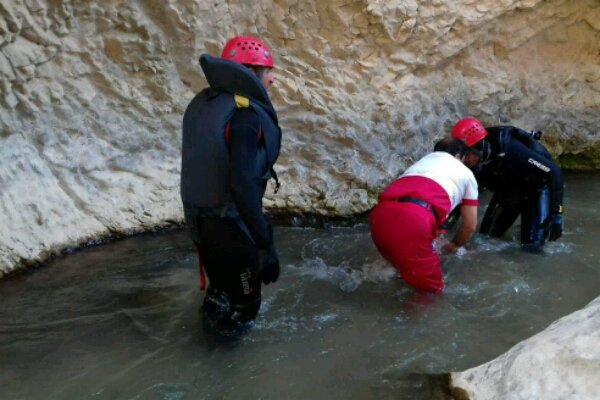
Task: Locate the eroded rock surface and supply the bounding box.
[1,0,599,274]
[450,296,600,400]
[2,2,600,399]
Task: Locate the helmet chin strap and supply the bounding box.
[478,139,492,165]
[468,138,492,165]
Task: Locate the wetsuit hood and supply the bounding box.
[200,54,277,123]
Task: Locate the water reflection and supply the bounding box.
[1,172,599,399]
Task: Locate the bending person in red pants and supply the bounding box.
[370,138,479,292]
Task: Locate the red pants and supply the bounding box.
[369,201,443,293]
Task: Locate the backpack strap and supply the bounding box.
[226,94,280,193]
[224,94,263,144]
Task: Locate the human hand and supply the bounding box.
[434,235,456,254]
[441,241,457,254]
[545,213,563,241]
[438,240,467,255]
[258,244,280,285]
[433,236,448,252]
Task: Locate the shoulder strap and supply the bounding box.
[224,97,262,145]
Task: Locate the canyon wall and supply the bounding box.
[1,2,600,399]
[1,0,599,271]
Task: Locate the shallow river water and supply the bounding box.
[1,172,600,399]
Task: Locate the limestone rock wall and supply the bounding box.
[1,0,600,274]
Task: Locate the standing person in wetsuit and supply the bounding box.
[450,117,564,252]
[180,36,282,331]
[370,138,479,293]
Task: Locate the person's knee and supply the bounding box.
[522,242,544,253]
[522,222,546,252]
[230,297,261,324]
[202,287,233,323]
[486,212,509,237]
[202,287,262,334]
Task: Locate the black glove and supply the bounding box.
[258,244,280,285]
[544,213,563,241]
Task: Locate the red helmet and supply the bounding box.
[451,117,488,147]
[221,35,274,68]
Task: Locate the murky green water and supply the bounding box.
[1,172,599,399]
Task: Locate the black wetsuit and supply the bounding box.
[181,54,281,331]
[191,109,270,324]
[476,127,564,250]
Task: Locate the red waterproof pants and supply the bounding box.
[369,201,443,293]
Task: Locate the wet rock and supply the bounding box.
[450,296,600,400]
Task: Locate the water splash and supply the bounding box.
[290,257,396,292]
[468,234,516,252]
[466,234,574,255]
[254,308,340,335]
[543,241,574,255]
[130,383,188,400]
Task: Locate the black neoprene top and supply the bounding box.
[478,133,564,214]
[228,108,272,249]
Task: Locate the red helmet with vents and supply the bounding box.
[451,117,488,147]
[221,36,274,68]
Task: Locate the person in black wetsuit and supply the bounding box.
[180,36,282,332]
[449,117,564,252]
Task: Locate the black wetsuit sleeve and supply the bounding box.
[505,138,564,213]
[228,108,272,249]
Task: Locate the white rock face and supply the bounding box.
[1,2,599,397]
[0,0,599,274]
[450,296,600,400]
